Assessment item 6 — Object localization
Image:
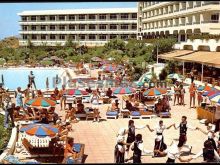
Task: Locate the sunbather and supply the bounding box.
[63,137,78,164]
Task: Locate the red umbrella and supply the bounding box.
[65,89,89,96]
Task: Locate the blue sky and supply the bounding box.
[0,2,137,40]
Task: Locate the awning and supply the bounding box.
[174,51,220,68]
[158,50,194,60]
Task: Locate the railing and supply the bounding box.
[193,22,200,25]
[186,22,193,25]
[202,1,220,6]
[201,20,219,23]
[187,6,193,9]
[180,8,186,11]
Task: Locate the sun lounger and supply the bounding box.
[130,111,141,119]
[120,109,130,118]
[139,109,156,119]
[73,143,85,163]
[158,112,171,118]
[106,111,118,119]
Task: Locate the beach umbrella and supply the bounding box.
[202,89,220,97]
[167,73,184,80]
[25,97,56,108]
[209,94,220,104]
[46,77,49,89]
[112,87,136,95]
[65,89,89,96]
[1,74,4,86]
[103,65,117,72]
[197,85,216,92]
[143,88,167,97]
[20,124,58,137]
[91,56,102,62]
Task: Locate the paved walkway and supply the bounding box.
[55,87,208,163]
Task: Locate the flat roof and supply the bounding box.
[18,8,137,16]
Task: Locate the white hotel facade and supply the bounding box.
[138,1,220,51]
[18,8,137,46]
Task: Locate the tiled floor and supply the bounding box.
[56,89,208,163]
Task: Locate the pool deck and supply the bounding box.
[1,67,218,163]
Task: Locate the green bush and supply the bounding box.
[40,60,53,66]
[0,115,11,151]
[159,68,168,81]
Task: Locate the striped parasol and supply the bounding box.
[112,87,135,95]
[197,85,216,92]
[209,93,220,104]
[103,65,117,72]
[143,88,167,97]
[25,97,56,108]
[65,89,89,96]
[167,73,184,80]
[202,89,220,97]
[20,124,58,137]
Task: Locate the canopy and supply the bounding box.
[158,50,194,60]
[20,124,58,137]
[112,87,135,95]
[25,97,56,108]
[143,88,167,97]
[174,51,220,68]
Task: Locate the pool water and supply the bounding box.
[0,68,64,90]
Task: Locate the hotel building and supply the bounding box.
[18,8,137,46]
[138,1,220,44]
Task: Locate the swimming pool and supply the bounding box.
[0,68,65,90]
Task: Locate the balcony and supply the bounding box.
[193,22,200,25]
[203,1,220,6]
[186,22,193,25]
[180,8,186,11]
[201,20,220,23]
[187,6,193,9]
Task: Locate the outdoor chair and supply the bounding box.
[72,143,85,163]
[106,111,118,119]
[130,111,141,119]
[120,109,130,118]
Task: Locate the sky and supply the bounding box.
[0,2,137,39]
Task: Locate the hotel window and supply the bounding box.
[99,24,106,30]
[50,34,56,40]
[131,24,137,30]
[121,13,128,20]
[22,35,28,40]
[59,15,65,21]
[49,15,55,21]
[41,34,46,40]
[99,14,106,20]
[99,35,106,40]
[31,25,37,31]
[110,24,117,30]
[59,25,65,30]
[211,14,219,23]
[40,16,46,21]
[79,24,86,30]
[89,24,96,30]
[31,34,37,40]
[79,35,85,40]
[121,35,128,40]
[131,13,137,19]
[59,35,65,40]
[70,35,75,40]
[120,24,128,30]
[89,14,96,20]
[110,14,117,20]
[22,16,28,21]
[69,25,75,30]
[22,26,28,31]
[31,16,36,21]
[89,34,96,40]
[110,34,117,39]
[40,25,46,31]
[79,15,85,20]
[49,25,55,31]
[69,15,75,20]
[130,34,136,39]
